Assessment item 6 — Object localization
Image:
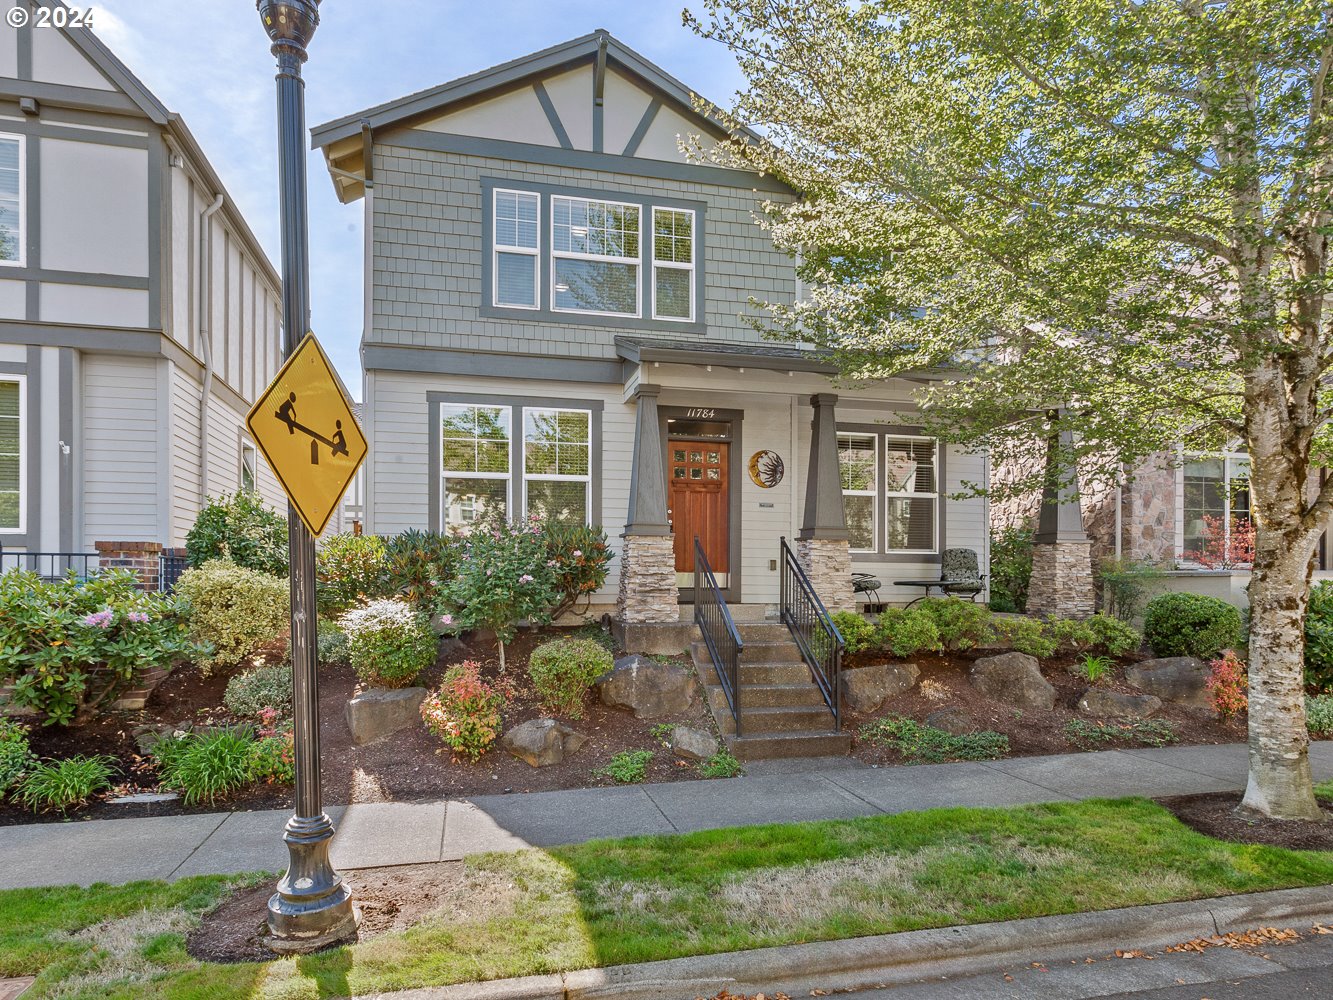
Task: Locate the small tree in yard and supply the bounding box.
[690,0,1333,818]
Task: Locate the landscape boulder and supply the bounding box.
[597,654,697,718]
[968,652,1056,711]
[668,725,718,761]
[344,686,427,746]
[925,706,975,736]
[1077,688,1164,719]
[500,718,587,767]
[1125,657,1211,710]
[840,663,921,714]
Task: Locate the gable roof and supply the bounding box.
[311,29,753,152]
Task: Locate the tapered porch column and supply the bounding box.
[1026,412,1095,619]
[618,384,679,624]
[797,393,855,613]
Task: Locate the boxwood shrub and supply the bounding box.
[1142,592,1242,659]
[527,637,613,718]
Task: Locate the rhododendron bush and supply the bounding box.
[420,661,511,761]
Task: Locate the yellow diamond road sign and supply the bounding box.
[247,333,367,537]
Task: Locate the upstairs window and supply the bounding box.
[523,407,591,527]
[884,436,938,553]
[551,196,640,316]
[240,440,258,494]
[440,403,510,530]
[652,208,694,321]
[493,190,539,308]
[0,377,21,531]
[0,135,22,265]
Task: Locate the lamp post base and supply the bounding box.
[264,812,359,954]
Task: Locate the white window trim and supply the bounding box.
[884,434,939,555]
[651,206,695,323]
[239,439,258,494]
[550,195,642,318]
[440,404,513,530]
[838,431,878,554]
[492,188,539,310]
[1175,447,1251,564]
[521,406,593,527]
[0,374,24,534]
[0,133,24,269]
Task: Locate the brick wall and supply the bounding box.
[94,541,163,591]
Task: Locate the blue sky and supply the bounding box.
[91,1,746,399]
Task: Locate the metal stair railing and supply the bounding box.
[693,536,744,737]
[778,536,845,731]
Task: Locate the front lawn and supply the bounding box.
[3,796,1333,999]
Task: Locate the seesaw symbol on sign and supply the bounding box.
[274,391,350,465]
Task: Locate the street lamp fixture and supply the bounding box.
[255,0,358,954]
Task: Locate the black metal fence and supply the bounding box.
[0,549,99,582]
[159,552,190,593]
[693,536,744,737]
[779,536,845,731]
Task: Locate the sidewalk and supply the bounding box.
[1,741,1329,890]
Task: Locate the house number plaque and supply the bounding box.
[684,407,716,419]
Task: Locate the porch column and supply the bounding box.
[797,393,855,613]
[617,384,679,624]
[1026,412,1096,619]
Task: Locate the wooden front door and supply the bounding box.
[670,441,729,579]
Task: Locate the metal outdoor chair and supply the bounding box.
[852,572,883,607]
[939,547,986,602]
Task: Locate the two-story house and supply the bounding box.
[313,31,991,649]
[0,7,284,578]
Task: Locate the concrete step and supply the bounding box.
[704,682,827,711]
[738,662,813,685]
[690,640,803,666]
[678,603,776,624]
[733,622,794,642]
[724,730,853,761]
[714,705,838,736]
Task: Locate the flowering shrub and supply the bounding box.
[1184,515,1255,569]
[0,569,200,725]
[1206,650,1249,721]
[174,560,289,672]
[544,524,614,620]
[527,638,613,718]
[383,529,464,610]
[316,533,389,615]
[251,711,296,786]
[0,719,34,800]
[420,661,511,761]
[223,663,292,720]
[185,490,288,576]
[441,513,558,671]
[339,598,437,689]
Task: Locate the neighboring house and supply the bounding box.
[312,30,991,637]
[0,8,284,576]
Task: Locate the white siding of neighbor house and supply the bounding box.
[82,355,160,548]
[168,364,202,544]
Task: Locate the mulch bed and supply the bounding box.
[845,647,1245,766]
[0,626,714,827]
[187,861,467,963]
[1157,792,1333,851]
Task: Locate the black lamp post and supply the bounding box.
[256,0,357,953]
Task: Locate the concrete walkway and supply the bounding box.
[1,741,1329,890]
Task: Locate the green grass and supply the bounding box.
[3,798,1333,999]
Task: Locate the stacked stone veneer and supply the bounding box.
[95,541,163,591]
[796,537,855,614]
[1026,540,1096,619]
[617,535,679,624]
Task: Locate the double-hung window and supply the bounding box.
[0,376,22,531]
[440,403,510,530]
[1181,451,1251,561]
[523,407,591,527]
[551,196,640,316]
[884,436,938,553]
[838,432,877,552]
[0,135,21,265]
[652,207,694,321]
[493,189,539,308]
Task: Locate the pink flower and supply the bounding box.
[82,609,114,629]
[518,574,534,584]
[572,550,583,558]
[126,611,150,624]
[440,613,454,626]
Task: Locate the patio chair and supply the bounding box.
[852,572,882,606]
[940,547,985,602]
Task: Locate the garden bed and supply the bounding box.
[0,626,715,827]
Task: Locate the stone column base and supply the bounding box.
[1026,540,1095,619]
[616,534,680,624]
[796,536,855,614]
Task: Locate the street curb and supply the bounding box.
[365,884,1333,1000]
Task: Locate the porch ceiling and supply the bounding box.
[614,336,839,376]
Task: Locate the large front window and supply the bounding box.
[440,404,510,530]
[884,436,938,553]
[0,377,22,531]
[838,432,877,552]
[1182,451,1251,562]
[524,407,591,526]
[552,196,640,316]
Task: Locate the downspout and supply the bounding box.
[198,193,224,499]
